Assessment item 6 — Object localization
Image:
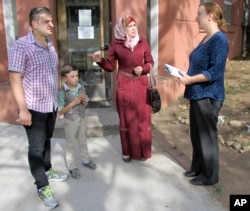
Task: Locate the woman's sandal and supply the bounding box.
[82,161,97,170]
[122,156,131,163]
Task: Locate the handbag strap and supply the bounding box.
[149,68,156,88]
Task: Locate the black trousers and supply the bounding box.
[24,109,57,190]
[189,98,223,185]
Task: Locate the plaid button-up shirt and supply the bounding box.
[8,32,58,113]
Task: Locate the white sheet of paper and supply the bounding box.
[79,10,91,26]
[78,26,94,39]
[164,64,183,78]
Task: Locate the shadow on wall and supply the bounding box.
[0,82,18,125]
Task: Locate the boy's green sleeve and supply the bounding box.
[58,89,65,111]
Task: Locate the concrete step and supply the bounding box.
[53,108,119,138]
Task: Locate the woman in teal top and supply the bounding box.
[179,2,229,186]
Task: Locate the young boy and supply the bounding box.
[58,64,96,179]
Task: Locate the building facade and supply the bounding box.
[0,0,246,124]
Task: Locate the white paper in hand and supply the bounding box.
[164,64,183,78]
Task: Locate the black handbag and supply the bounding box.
[148,68,161,113]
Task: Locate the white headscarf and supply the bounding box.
[114,15,139,52]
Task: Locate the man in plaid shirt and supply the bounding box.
[8,7,68,209]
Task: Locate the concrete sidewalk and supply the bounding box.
[0,109,226,211]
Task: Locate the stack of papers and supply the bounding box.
[164,64,183,78]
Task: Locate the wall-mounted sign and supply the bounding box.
[79,9,91,26]
[78,26,94,39]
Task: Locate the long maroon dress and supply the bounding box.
[98,37,154,160]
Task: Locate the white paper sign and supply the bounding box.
[79,10,92,26]
[78,26,94,39]
[164,64,183,78]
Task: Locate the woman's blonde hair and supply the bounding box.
[200,2,227,32]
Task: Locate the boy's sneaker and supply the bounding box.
[69,168,81,179]
[46,168,69,182]
[82,161,97,170]
[38,186,59,209]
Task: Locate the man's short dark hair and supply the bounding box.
[29,7,51,27]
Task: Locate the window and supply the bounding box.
[224,0,232,24]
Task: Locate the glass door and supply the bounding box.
[57,0,111,108]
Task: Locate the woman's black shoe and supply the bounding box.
[190,177,217,186]
[122,156,131,163]
[190,177,206,186]
[184,170,197,177]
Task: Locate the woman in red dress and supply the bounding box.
[89,15,154,162]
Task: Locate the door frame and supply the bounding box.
[56,0,112,106]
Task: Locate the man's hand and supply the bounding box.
[17,109,32,126]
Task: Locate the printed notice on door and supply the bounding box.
[78,26,94,39]
[79,10,91,26]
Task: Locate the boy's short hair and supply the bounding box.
[60,64,78,77]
